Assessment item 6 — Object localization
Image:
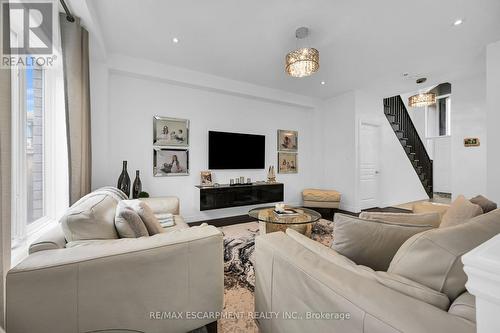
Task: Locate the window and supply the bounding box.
[9,3,69,265]
[11,65,48,245]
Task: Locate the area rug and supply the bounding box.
[218,219,334,332]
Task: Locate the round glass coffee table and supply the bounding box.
[248,206,321,236]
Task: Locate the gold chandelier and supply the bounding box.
[285,27,319,77]
[408,92,436,108]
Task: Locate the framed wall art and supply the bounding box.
[153,116,189,147]
[277,152,298,174]
[277,129,298,152]
[153,148,189,176]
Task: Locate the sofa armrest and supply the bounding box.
[29,224,66,254]
[7,225,223,333]
[140,196,180,215]
[255,232,475,333]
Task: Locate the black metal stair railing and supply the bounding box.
[383,95,433,198]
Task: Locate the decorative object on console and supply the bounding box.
[200,171,213,186]
[153,148,189,176]
[278,152,298,174]
[138,191,150,198]
[277,129,298,151]
[153,116,189,147]
[132,170,142,198]
[464,137,480,147]
[285,27,319,77]
[117,160,131,197]
[267,165,276,182]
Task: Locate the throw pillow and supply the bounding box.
[388,209,500,301]
[114,201,149,238]
[412,202,449,220]
[331,214,433,271]
[440,195,483,228]
[470,195,497,213]
[121,199,164,235]
[60,188,121,242]
[359,211,441,228]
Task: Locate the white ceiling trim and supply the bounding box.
[106,54,321,109]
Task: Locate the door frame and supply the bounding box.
[356,119,381,212]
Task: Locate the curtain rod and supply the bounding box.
[60,0,75,22]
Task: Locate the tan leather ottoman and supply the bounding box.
[302,188,341,219]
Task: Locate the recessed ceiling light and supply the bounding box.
[172,37,179,43]
[321,81,326,85]
[453,18,464,26]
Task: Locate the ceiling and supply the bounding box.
[88,0,500,99]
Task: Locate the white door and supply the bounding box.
[359,123,380,209]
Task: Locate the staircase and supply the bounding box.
[383,95,433,198]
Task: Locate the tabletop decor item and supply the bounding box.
[153,116,189,147]
[138,191,150,198]
[200,171,213,186]
[117,160,131,197]
[132,170,142,198]
[153,148,189,176]
[267,166,276,182]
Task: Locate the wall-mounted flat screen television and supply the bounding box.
[208,131,265,169]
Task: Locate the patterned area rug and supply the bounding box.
[218,219,334,332]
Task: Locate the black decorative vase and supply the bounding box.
[132,170,142,199]
[117,161,131,198]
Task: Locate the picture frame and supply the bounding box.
[153,148,189,176]
[277,129,298,152]
[153,116,189,147]
[277,152,298,174]
[200,171,213,186]
[464,137,480,147]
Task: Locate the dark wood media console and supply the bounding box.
[196,182,284,211]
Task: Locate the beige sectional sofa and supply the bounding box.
[255,199,500,333]
[6,188,224,333]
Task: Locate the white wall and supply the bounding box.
[431,137,452,193]
[92,71,322,222]
[487,41,500,203]
[451,74,487,199]
[320,91,357,211]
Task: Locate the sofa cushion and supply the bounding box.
[302,188,341,202]
[114,201,149,238]
[412,202,449,220]
[122,199,164,235]
[448,292,476,323]
[440,195,483,228]
[285,228,376,280]
[60,188,120,242]
[331,214,433,271]
[388,209,500,301]
[359,212,441,228]
[470,195,497,214]
[374,271,450,310]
